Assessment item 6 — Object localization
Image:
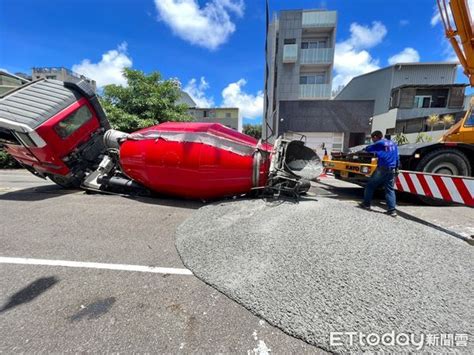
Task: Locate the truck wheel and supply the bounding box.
[48,174,82,188]
[416,148,471,176]
[415,149,471,205]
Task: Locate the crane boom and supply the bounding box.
[438,0,474,85]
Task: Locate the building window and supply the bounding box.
[46,75,57,80]
[203,110,208,117]
[405,119,423,134]
[414,95,431,108]
[300,73,325,84]
[225,112,231,118]
[301,40,327,49]
[284,38,296,44]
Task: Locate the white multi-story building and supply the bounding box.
[264,9,337,141]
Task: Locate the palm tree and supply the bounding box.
[426,114,440,131]
[441,114,455,129]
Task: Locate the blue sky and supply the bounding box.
[0,0,468,125]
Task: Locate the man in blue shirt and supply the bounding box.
[359,130,399,217]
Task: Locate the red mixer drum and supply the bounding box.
[118,122,273,199]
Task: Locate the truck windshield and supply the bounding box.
[465,111,474,127]
[54,105,93,138]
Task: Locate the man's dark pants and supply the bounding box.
[363,166,396,211]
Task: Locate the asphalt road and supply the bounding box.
[0,169,472,353]
[0,170,319,353]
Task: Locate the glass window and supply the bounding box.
[15,132,37,147]
[54,105,93,138]
[225,112,231,118]
[315,73,325,84]
[300,74,325,85]
[414,96,431,108]
[0,129,20,145]
[301,40,327,49]
[465,112,474,127]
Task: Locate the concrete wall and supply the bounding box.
[277,10,304,101]
[335,63,458,116]
[371,109,398,134]
[189,108,240,131]
[335,67,393,115]
[405,130,446,143]
[392,64,456,88]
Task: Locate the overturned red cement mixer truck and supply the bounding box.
[0,79,322,199]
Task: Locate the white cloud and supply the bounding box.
[154,0,244,50]
[430,6,442,27]
[183,77,215,107]
[346,21,387,49]
[333,21,387,89]
[72,42,132,87]
[221,79,263,120]
[388,47,420,65]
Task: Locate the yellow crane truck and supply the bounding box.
[323,0,474,191]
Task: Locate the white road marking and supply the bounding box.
[0,257,193,276]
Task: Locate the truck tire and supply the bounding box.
[416,148,471,176]
[415,148,471,205]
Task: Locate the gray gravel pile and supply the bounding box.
[176,197,474,354]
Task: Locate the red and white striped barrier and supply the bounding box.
[395,171,474,207]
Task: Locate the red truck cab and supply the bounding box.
[0,79,110,186]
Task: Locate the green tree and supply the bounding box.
[426,114,440,132]
[0,150,21,169]
[393,132,409,145]
[243,124,262,139]
[100,68,191,133]
[415,132,433,143]
[441,114,455,129]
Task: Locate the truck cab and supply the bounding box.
[0,79,110,187]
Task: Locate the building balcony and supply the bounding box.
[300,48,334,65]
[396,107,462,121]
[300,84,332,98]
[283,44,298,63]
[302,11,337,28]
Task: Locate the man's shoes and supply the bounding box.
[358,202,372,210]
[385,209,397,217]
